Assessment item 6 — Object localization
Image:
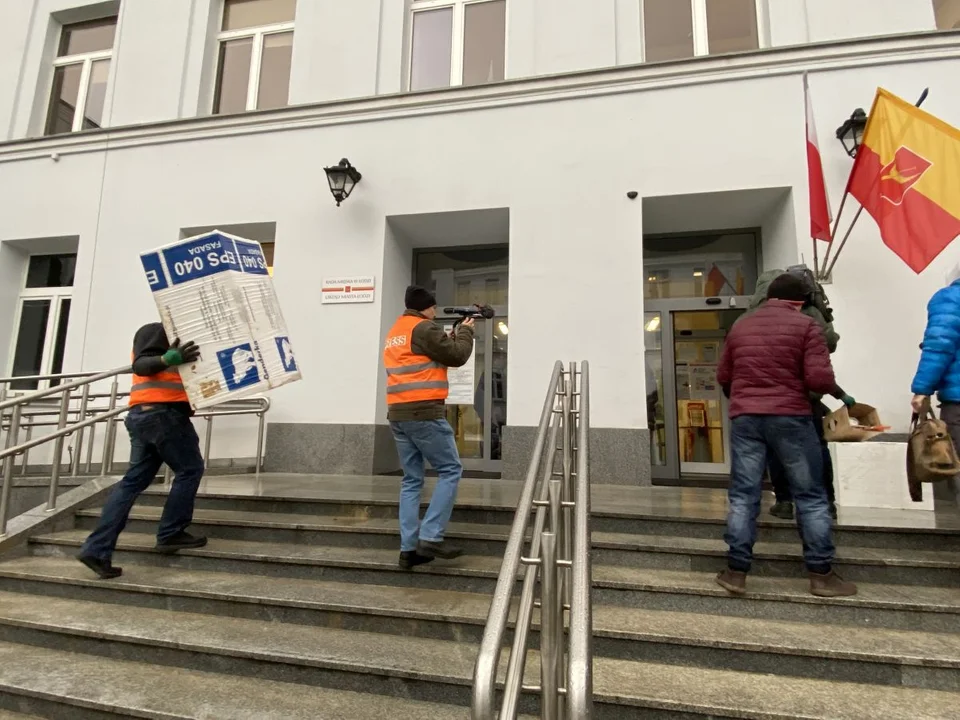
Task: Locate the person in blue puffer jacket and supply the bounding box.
[911,264,960,509]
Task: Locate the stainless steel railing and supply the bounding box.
[0,368,271,536]
[472,361,592,720]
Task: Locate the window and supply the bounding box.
[9,255,76,390]
[44,17,116,136]
[934,0,960,29]
[409,0,506,91]
[213,0,296,114]
[642,0,760,63]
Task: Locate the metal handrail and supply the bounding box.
[1,363,272,536]
[0,366,131,411]
[471,361,593,720]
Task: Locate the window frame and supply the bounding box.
[407,0,508,91]
[7,255,76,390]
[214,17,295,114]
[639,0,767,63]
[46,22,116,135]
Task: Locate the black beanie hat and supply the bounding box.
[404,285,437,312]
[766,273,807,302]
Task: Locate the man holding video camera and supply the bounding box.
[384,285,477,570]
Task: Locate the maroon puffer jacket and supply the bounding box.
[717,300,836,417]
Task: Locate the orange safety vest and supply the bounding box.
[383,315,448,404]
[128,351,189,406]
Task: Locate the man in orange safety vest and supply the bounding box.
[78,323,205,578]
[384,286,475,569]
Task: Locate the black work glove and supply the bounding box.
[162,338,200,366]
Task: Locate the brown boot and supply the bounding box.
[715,568,747,595]
[809,570,858,597]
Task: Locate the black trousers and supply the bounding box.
[770,402,834,504]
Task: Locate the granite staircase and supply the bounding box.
[0,476,957,718]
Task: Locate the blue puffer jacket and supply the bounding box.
[912,281,960,401]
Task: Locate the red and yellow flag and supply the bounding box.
[847,88,960,273]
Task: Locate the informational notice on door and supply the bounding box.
[321,276,375,304]
[445,334,477,405]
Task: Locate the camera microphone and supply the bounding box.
[444,305,495,319]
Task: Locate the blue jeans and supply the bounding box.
[390,419,463,552]
[770,401,835,503]
[80,405,204,561]
[726,415,834,574]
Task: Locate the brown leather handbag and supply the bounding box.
[907,410,960,502]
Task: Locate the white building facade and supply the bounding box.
[2,0,960,484]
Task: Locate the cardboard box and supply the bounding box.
[823,403,887,442]
[139,230,301,409]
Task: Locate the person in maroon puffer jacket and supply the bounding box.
[714,274,857,598]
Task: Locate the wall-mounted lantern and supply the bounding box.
[324,158,362,207]
[835,108,868,158]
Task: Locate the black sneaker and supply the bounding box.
[399,551,434,570]
[769,502,795,520]
[155,531,208,554]
[77,554,122,579]
[417,540,463,560]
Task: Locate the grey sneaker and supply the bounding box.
[417,540,463,560]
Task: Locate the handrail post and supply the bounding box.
[46,389,72,510]
[255,407,266,481]
[562,362,574,610]
[100,378,120,476]
[540,531,559,720]
[0,405,23,536]
[71,384,91,477]
[204,416,214,468]
[20,424,32,477]
[567,361,593,719]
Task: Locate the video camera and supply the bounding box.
[443,304,496,320]
[786,264,833,323]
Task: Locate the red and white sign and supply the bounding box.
[322,276,376,304]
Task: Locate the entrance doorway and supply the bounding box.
[647,302,747,483]
[413,245,508,474]
[642,229,761,485]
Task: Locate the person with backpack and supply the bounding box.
[910,263,960,509]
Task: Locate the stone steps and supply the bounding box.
[2,475,958,717]
[0,558,957,691]
[138,488,960,550]
[0,641,487,720]
[75,505,960,585]
[0,592,957,719]
[28,528,960,631]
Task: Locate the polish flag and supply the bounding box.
[805,74,833,242]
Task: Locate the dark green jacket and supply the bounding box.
[736,269,840,353]
[386,310,475,422]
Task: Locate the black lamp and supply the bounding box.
[324,158,362,206]
[835,108,868,158]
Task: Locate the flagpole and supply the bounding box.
[813,236,820,277]
[823,206,865,279]
[817,191,850,279]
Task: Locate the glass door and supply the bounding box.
[645,299,748,483]
[436,312,505,473]
[673,311,737,476]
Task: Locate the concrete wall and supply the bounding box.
[0,0,947,140]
